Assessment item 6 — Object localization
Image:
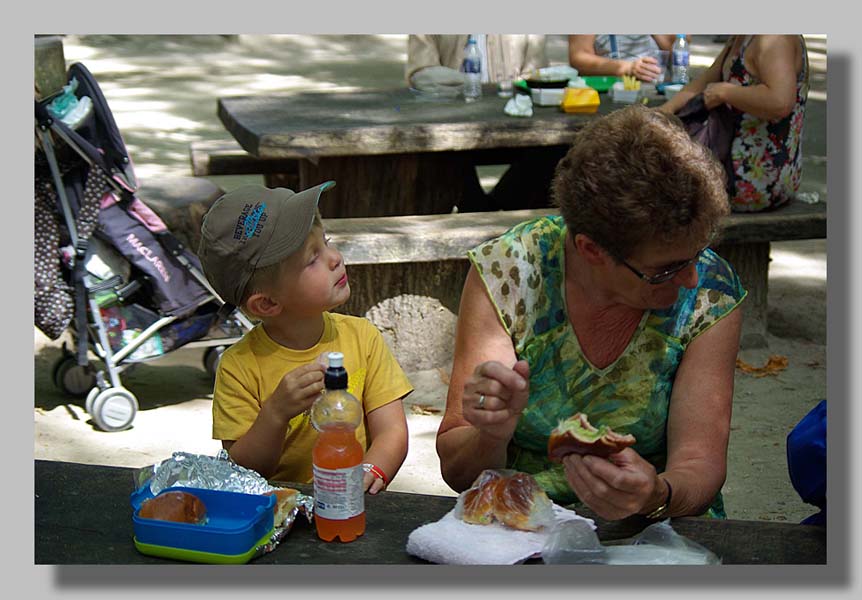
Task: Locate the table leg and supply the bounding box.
[714,241,770,349]
[290,154,487,217]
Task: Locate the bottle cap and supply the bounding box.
[327,352,344,369]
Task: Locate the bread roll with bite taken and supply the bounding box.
[547,412,636,461]
[138,490,207,524]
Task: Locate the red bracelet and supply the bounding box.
[362,463,389,485]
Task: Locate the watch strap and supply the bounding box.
[645,478,673,520]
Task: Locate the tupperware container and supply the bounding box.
[610,81,642,104]
[131,485,275,563]
[530,87,566,106]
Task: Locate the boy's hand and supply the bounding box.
[363,471,386,495]
[268,363,326,426]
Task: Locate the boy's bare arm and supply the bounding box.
[362,399,409,494]
[224,363,325,478]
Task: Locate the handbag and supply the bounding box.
[676,93,739,194]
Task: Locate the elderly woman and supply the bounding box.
[658,35,809,212]
[436,105,746,521]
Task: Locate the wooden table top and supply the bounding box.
[35,459,826,565]
[218,84,666,159]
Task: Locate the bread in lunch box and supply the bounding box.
[138,490,207,524]
[456,469,555,532]
[265,487,300,526]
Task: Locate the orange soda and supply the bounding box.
[310,352,365,542]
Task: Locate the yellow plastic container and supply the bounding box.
[561,88,600,114]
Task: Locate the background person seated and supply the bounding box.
[406,34,547,91]
[405,34,563,212]
[568,34,678,82]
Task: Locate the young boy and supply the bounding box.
[198,182,412,494]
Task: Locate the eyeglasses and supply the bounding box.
[620,247,707,285]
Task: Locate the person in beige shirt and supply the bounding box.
[405,34,561,211]
[406,34,547,87]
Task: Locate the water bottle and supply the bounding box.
[310,352,366,542]
[462,35,482,102]
[671,34,690,84]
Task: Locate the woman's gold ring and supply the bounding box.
[477,394,486,409]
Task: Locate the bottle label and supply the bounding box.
[672,50,689,67]
[462,58,481,74]
[312,463,365,520]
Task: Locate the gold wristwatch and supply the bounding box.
[645,478,673,520]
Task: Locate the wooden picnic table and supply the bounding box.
[217,84,664,217]
[35,459,826,565]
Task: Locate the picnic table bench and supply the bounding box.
[323,199,826,350]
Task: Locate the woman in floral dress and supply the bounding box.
[660,35,809,212]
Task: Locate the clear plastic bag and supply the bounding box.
[542,518,721,565]
[453,469,556,532]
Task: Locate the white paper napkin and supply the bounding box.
[406,504,595,565]
[504,94,533,117]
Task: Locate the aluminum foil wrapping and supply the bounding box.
[134,450,315,557]
[137,450,275,495]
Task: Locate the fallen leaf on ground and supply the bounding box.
[736,355,789,377]
[436,367,451,386]
[411,404,441,416]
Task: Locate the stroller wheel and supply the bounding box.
[85,385,103,415]
[90,387,138,432]
[52,356,97,398]
[203,346,227,380]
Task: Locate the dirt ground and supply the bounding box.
[33,35,828,524]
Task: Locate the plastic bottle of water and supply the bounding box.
[671,34,690,84]
[310,352,365,542]
[462,35,482,102]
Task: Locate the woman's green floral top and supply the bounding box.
[468,216,746,517]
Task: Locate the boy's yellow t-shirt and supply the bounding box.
[212,312,413,484]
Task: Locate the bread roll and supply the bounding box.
[459,470,503,526]
[457,470,555,532]
[493,471,555,532]
[265,487,299,526]
[547,413,636,461]
[138,490,207,524]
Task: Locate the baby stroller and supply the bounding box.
[35,62,254,432]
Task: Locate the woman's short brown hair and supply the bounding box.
[551,105,729,260]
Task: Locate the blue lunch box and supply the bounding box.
[130,485,275,563]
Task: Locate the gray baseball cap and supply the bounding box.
[198,181,335,307]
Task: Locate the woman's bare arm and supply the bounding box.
[436,266,529,492]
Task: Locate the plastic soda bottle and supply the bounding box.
[671,34,690,84]
[310,352,366,542]
[462,35,482,102]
